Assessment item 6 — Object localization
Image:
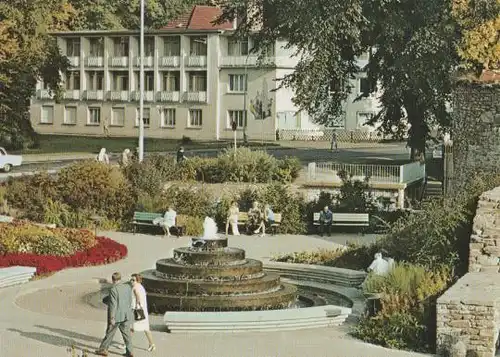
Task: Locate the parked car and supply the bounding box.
[0,147,22,172]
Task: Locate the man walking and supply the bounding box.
[95,272,134,357]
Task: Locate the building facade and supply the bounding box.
[30,6,380,141]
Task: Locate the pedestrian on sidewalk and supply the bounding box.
[96,148,109,164]
[176,147,187,163]
[95,272,134,357]
[331,130,338,151]
[130,274,156,352]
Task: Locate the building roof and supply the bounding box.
[162,5,234,31]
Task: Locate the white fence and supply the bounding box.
[279,129,386,142]
[307,162,425,185]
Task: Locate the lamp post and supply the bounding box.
[138,0,145,162]
[242,52,250,144]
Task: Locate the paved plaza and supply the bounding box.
[0,232,431,357]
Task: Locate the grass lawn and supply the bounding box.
[19,135,278,154]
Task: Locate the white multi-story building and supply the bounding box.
[30,5,380,141]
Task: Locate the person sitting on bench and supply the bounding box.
[248,201,265,237]
[319,205,333,237]
[264,204,275,228]
[154,207,177,237]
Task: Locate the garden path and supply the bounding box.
[0,232,431,357]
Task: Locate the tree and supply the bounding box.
[0,0,74,148]
[218,0,495,159]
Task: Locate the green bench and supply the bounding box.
[132,211,184,237]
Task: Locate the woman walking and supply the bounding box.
[130,273,156,352]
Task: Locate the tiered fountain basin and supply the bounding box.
[143,237,298,313]
[142,231,363,333]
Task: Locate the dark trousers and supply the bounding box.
[319,221,332,236]
[98,320,133,354]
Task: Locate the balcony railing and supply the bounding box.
[184,91,207,102]
[132,91,154,102]
[134,56,154,67]
[185,56,207,67]
[157,91,180,102]
[109,91,129,101]
[64,90,80,100]
[109,56,129,67]
[220,56,259,67]
[160,56,180,67]
[67,56,80,67]
[84,90,104,100]
[36,89,53,99]
[86,57,104,67]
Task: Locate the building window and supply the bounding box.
[88,107,101,125]
[113,37,129,57]
[359,77,371,94]
[229,74,247,92]
[162,72,180,91]
[113,74,129,91]
[163,37,180,56]
[189,109,202,127]
[228,38,249,56]
[136,108,150,127]
[162,108,176,127]
[64,106,77,125]
[65,71,80,90]
[111,107,125,126]
[88,71,104,90]
[356,112,374,128]
[188,72,207,92]
[136,72,154,91]
[143,37,155,57]
[329,78,344,93]
[89,37,104,57]
[41,106,54,124]
[228,110,247,129]
[190,37,207,56]
[66,38,80,57]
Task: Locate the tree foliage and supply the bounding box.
[218,0,499,158]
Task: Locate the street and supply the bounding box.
[0,142,410,182]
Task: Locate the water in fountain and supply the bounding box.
[141,217,298,312]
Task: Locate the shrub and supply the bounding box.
[0,221,96,256]
[160,186,213,219]
[0,236,127,275]
[177,214,203,236]
[4,173,59,221]
[57,160,135,221]
[273,248,345,265]
[274,156,302,183]
[335,170,377,213]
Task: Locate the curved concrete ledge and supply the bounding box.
[163,264,365,333]
[264,262,367,287]
[0,266,36,289]
[164,304,351,332]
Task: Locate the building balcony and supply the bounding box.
[220,56,259,67]
[67,56,80,67]
[184,91,207,103]
[185,56,207,67]
[109,56,129,67]
[86,57,104,67]
[64,90,80,100]
[134,56,154,67]
[84,90,104,100]
[160,56,180,67]
[132,91,154,102]
[109,91,129,101]
[36,89,53,99]
[157,91,180,102]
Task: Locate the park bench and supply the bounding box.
[132,211,184,237]
[313,212,370,232]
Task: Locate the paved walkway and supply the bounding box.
[0,232,430,357]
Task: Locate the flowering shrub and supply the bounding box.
[0,236,127,275]
[0,221,96,256]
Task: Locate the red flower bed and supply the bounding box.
[0,236,128,275]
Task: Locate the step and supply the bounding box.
[0,266,36,288]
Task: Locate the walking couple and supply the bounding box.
[95,272,156,356]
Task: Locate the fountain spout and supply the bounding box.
[202,217,219,240]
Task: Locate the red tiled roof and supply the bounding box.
[162,5,233,31]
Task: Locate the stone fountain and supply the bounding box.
[142,217,298,312]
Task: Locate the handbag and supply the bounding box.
[133,307,146,321]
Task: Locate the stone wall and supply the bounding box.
[436,273,500,357]
[449,80,500,191]
[469,187,500,273]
